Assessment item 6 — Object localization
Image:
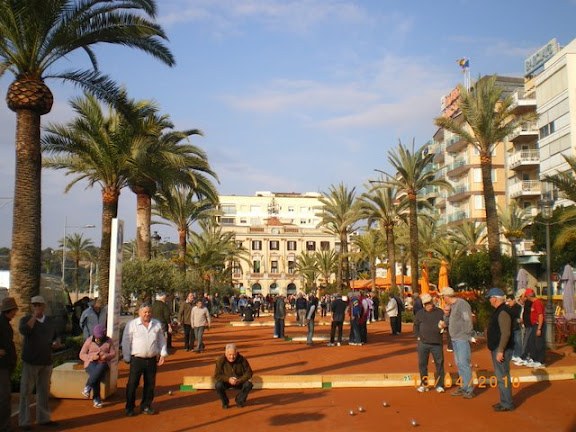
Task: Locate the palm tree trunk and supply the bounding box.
[99,187,120,303]
[409,197,420,294]
[10,109,42,348]
[341,233,350,290]
[136,192,152,260]
[386,225,397,291]
[480,152,503,288]
[178,228,187,273]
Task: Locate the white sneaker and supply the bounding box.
[93,399,103,408]
[416,385,429,393]
[525,360,538,367]
[531,362,545,369]
[435,386,445,393]
[82,386,91,398]
[511,356,521,363]
[327,343,335,347]
[336,342,341,346]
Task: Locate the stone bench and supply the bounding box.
[50,361,112,400]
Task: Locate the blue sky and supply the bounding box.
[1,0,576,249]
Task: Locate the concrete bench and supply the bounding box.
[182,374,323,391]
[50,361,112,400]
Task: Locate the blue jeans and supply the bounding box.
[491,349,514,408]
[452,339,473,393]
[194,326,206,351]
[86,362,109,400]
[307,319,315,344]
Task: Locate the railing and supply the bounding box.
[509,149,540,168]
[508,122,538,141]
[509,180,541,198]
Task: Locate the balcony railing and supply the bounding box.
[509,180,541,198]
[508,122,538,142]
[509,149,540,169]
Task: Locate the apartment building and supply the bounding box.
[217,191,338,296]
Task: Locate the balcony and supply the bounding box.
[447,210,469,223]
[509,180,541,198]
[446,158,469,177]
[447,185,471,203]
[434,143,446,163]
[510,91,536,115]
[509,149,540,170]
[445,136,467,153]
[508,122,538,143]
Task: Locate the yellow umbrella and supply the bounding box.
[420,263,430,294]
[438,260,449,290]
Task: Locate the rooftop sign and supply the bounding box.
[525,38,560,77]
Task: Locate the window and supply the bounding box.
[320,241,330,251]
[250,205,261,213]
[270,240,279,250]
[239,218,247,224]
[252,240,262,250]
[288,206,295,212]
[300,219,307,224]
[271,260,279,273]
[288,261,295,274]
[236,241,243,249]
[287,241,297,251]
[220,217,235,225]
[220,204,237,214]
[474,195,484,210]
[539,121,556,139]
[306,241,316,251]
[252,260,261,273]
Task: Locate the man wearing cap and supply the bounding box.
[19,295,62,429]
[0,297,18,432]
[440,287,476,399]
[486,288,515,411]
[413,293,446,393]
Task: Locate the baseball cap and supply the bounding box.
[440,287,455,297]
[421,293,433,304]
[485,287,505,298]
[525,288,535,297]
[31,295,46,304]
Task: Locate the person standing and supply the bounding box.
[190,300,211,353]
[305,294,318,346]
[371,292,380,321]
[80,298,107,339]
[486,288,515,412]
[122,303,168,417]
[214,344,253,409]
[413,293,445,393]
[295,293,307,326]
[273,295,286,339]
[524,288,546,368]
[151,292,172,351]
[178,293,195,351]
[386,293,400,335]
[19,295,62,429]
[440,287,476,399]
[328,294,348,346]
[79,324,116,408]
[505,294,523,364]
[0,297,18,432]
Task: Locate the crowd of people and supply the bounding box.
[1,281,559,428]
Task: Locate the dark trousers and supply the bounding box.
[330,321,343,344]
[183,324,194,350]
[0,368,11,432]
[274,319,285,338]
[359,321,368,343]
[417,341,444,388]
[532,323,546,363]
[215,380,253,406]
[390,316,400,334]
[126,356,157,411]
[85,362,108,400]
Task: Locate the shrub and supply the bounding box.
[567,334,576,353]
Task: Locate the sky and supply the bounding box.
[1,0,576,250]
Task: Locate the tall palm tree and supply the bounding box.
[314,250,338,291]
[434,75,536,288]
[60,233,94,297]
[153,186,218,272]
[295,252,319,292]
[43,93,136,303]
[350,229,385,291]
[317,183,362,292]
[450,220,488,255]
[360,182,402,290]
[380,140,451,294]
[0,0,173,316]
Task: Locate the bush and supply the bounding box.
[567,334,576,353]
[402,309,414,323]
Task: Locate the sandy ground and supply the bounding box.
[11,312,576,432]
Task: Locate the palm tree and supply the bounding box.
[60,233,94,297]
[43,94,135,303]
[379,140,451,294]
[434,75,536,288]
[317,183,362,291]
[359,182,402,290]
[351,229,385,291]
[0,0,173,315]
[153,186,218,272]
[295,252,319,292]
[450,220,488,255]
[314,250,338,292]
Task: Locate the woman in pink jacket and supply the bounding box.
[79,324,116,408]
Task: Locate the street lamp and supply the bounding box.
[539,198,555,349]
[508,236,521,293]
[62,217,96,287]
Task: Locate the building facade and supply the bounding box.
[217,191,338,296]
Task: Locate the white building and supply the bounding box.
[216,191,339,296]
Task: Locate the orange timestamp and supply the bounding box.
[416,374,521,388]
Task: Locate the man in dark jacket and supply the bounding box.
[413,293,445,393]
[305,294,318,345]
[178,293,194,351]
[273,295,286,339]
[0,297,18,432]
[214,344,253,409]
[486,288,515,412]
[328,294,348,346]
[151,292,172,350]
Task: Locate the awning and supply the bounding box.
[518,256,541,265]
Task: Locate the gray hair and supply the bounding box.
[225,343,237,352]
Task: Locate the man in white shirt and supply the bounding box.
[122,303,168,417]
[386,295,399,335]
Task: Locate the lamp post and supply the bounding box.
[399,244,405,293]
[62,217,95,287]
[508,236,520,293]
[539,198,555,349]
